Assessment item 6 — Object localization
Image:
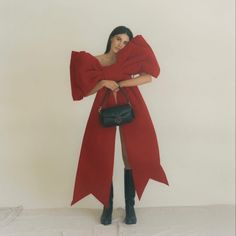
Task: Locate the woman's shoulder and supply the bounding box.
[94,54,104,64]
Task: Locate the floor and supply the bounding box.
[0,205,234,236]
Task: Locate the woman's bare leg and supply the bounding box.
[114,92,130,169]
[119,128,137,224]
[119,126,131,169]
[113,91,117,103]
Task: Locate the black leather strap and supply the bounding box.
[99,87,131,110]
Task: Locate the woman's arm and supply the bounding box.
[117,73,152,89]
[86,80,119,96]
[86,73,152,96]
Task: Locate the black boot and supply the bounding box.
[124,169,137,224]
[100,183,113,225]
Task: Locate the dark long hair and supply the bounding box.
[104,26,133,53]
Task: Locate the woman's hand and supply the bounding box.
[86,80,119,96]
[101,80,120,91]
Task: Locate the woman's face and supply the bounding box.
[110,33,130,54]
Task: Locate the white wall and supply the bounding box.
[0,0,235,209]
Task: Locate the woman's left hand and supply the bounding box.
[113,82,121,92]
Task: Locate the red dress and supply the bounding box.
[70,35,169,208]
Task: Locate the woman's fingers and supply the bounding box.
[112,82,119,90]
[103,80,120,91]
[109,81,119,91]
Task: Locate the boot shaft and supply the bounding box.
[124,169,135,206]
[100,183,113,225]
[124,168,137,224]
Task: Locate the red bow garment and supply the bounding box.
[70,35,169,207]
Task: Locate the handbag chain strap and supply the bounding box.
[98,87,131,113]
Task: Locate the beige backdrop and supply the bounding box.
[0,0,235,208]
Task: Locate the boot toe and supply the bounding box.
[101,218,112,225]
[125,216,137,224]
[100,212,112,225]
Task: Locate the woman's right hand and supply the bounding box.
[101,80,119,91]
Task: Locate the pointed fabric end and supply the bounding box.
[71,199,77,206]
[133,171,150,201]
[133,165,169,201]
[70,190,91,206]
[152,165,169,186]
[71,191,110,208]
[91,192,110,208]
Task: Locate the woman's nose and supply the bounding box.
[119,42,124,48]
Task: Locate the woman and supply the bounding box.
[70,26,169,225]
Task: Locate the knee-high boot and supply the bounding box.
[100,183,113,225]
[124,169,137,224]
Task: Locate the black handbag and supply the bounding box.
[99,88,135,127]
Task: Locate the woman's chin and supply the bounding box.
[112,48,120,54]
